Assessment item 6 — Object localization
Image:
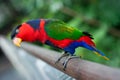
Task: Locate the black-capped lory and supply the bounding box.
[11,19,109,70]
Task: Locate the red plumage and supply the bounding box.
[11,19,109,62]
[16,20,95,49]
[16,23,37,42]
[77,36,95,47]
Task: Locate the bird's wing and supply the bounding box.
[45,20,83,40]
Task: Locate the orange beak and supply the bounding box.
[12,37,22,47]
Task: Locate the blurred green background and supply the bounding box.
[0,0,120,68]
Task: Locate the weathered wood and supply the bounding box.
[0,36,120,80]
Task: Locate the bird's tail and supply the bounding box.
[93,49,109,60]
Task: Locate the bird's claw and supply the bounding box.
[55,52,80,71]
[63,59,69,71]
[55,58,61,64]
[63,56,80,71]
[55,52,69,64]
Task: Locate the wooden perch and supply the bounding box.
[0,36,120,80]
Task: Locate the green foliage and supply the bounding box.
[1,0,120,68]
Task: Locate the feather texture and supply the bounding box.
[45,20,84,40]
[11,19,109,60]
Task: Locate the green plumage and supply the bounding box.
[45,19,84,40]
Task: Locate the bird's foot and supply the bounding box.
[55,58,61,64]
[63,56,80,71]
[55,52,69,64]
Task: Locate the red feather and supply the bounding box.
[38,20,95,48]
[16,23,37,42]
[37,19,48,43]
[47,36,95,48]
[16,19,95,49]
[77,36,95,47]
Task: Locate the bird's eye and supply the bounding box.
[16,29,19,33]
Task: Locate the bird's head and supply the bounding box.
[11,23,37,47]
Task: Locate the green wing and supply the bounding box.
[45,19,83,40]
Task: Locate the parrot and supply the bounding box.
[11,19,109,70]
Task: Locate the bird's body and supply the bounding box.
[11,19,109,70]
[13,19,96,55]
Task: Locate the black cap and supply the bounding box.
[11,25,21,39]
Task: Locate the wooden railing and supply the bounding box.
[0,36,120,80]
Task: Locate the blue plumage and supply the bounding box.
[63,41,93,55]
[63,41,105,56]
[27,19,40,30]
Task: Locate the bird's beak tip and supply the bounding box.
[12,37,22,47]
